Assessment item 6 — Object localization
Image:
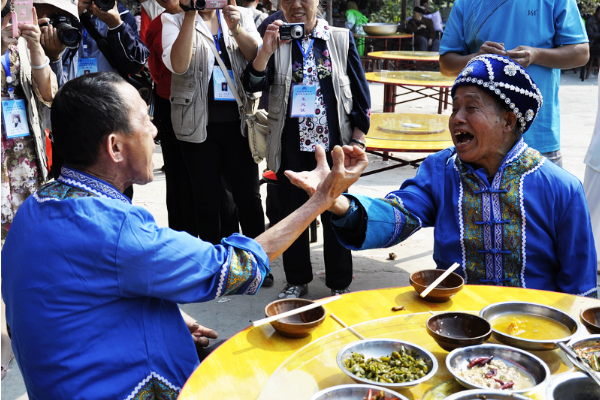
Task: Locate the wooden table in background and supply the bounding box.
[363,112,453,175]
[178,286,600,400]
[368,50,440,70]
[354,33,414,52]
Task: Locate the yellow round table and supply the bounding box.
[366,71,456,113]
[178,286,600,400]
[354,33,414,52]
[368,51,440,71]
[363,112,453,176]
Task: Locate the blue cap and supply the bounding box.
[451,54,543,134]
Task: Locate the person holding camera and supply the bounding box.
[241,0,371,299]
[161,0,265,245]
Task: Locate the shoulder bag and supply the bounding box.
[205,37,268,164]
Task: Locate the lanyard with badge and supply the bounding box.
[76,28,98,77]
[290,39,317,118]
[212,10,236,101]
[1,50,31,138]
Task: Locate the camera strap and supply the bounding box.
[295,39,314,84]
[79,14,123,77]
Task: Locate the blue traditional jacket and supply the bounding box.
[333,139,598,297]
[2,166,270,400]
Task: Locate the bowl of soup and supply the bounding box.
[446,344,551,395]
[479,302,578,351]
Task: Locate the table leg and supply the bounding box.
[438,88,443,115]
[444,88,449,110]
[384,84,396,113]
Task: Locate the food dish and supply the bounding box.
[581,306,600,334]
[446,344,551,394]
[308,384,409,400]
[264,299,326,338]
[567,335,600,372]
[337,339,438,390]
[491,313,572,340]
[362,23,399,36]
[426,312,492,351]
[479,302,578,350]
[545,371,600,400]
[409,269,464,302]
[443,389,532,400]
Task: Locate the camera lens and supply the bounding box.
[291,25,303,39]
[57,26,82,49]
[94,0,116,12]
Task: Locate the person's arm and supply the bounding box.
[223,6,259,61]
[167,5,197,74]
[405,18,417,34]
[241,51,274,92]
[92,2,150,74]
[345,32,370,146]
[505,43,589,69]
[17,8,54,102]
[39,20,69,87]
[439,41,506,76]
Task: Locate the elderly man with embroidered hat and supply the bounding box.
[290,54,598,297]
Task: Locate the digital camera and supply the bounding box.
[279,23,305,40]
[189,0,228,10]
[94,0,116,12]
[39,13,82,49]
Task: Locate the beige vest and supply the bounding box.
[265,27,353,173]
[170,14,259,143]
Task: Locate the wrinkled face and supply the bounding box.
[449,86,516,170]
[117,83,157,186]
[280,0,318,31]
[156,0,180,13]
[413,11,422,20]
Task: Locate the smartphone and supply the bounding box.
[204,0,229,10]
[11,0,34,38]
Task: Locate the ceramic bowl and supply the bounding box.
[409,269,464,302]
[546,372,600,400]
[426,312,492,351]
[362,23,399,36]
[446,344,551,394]
[479,301,579,351]
[444,389,532,400]
[264,298,326,338]
[336,338,438,390]
[309,384,409,400]
[581,307,600,334]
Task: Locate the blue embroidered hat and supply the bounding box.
[451,54,543,134]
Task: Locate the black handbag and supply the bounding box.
[79,14,154,106]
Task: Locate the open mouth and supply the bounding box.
[454,131,474,147]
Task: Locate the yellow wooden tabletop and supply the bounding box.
[355,33,414,39]
[368,51,440,61]
[366,71,456,87]
[366,113,453,152]
[178,286,600,400]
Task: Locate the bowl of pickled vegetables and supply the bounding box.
[566,335,600,373]
[336,339,438,390]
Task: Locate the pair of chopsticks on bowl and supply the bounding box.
[251,295,365,340]
[419,262,460,298]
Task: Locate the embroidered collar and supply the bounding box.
[454,138,528,172]
[308,19,330,41]
[57,166,131,204]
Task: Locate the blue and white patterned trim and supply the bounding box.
[579,287,598,297]
[125,371,180,400]
[32,191,60,203]
[453,158,467,283]
[215,261,229,299]
[519,157,545,288]
[58,166,131,204]
[244,254,263,295]
[384,206,404,248]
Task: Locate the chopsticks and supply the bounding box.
[330,313,366,340]
[420,262,460,298]
[252,295,341,327]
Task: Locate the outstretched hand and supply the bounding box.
[284,144,368,203]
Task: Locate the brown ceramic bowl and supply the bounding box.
[264,298,326,338]
[410,269,464,302]
[580,306,600,334]
[426,312,492,351]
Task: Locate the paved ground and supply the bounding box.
[1,72,598,398]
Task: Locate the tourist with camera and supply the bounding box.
[161,0,265,245]
[241,0,371,299]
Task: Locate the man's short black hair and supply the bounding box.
[51,72,132,168]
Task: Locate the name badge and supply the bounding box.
[213,66,236,101]
[1,98,30,138]
[77,58,98,77]
[290,84,317,118]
